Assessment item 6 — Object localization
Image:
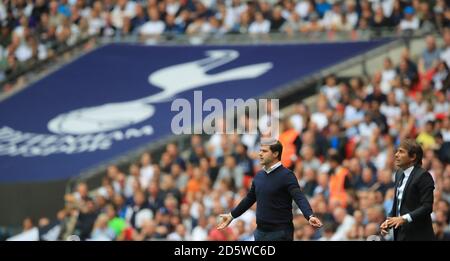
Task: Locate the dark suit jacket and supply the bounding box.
[389,166,435,241]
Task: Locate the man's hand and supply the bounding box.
[309,216,323,228]
[216,213,233,230]
[386,217,406,229]
[380,220,390,236]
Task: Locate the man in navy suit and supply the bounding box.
[217,139,322,241]
[381,139,435,241]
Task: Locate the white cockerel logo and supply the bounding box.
[48,50,273,134]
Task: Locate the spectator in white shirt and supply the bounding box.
[381,57,396,94]
[191,216,209,241]
[166,0,180,16]
[249,12,271,34]
[139,7,165,38]
[289,102,309,134]
[345,0,359,29]
[311,96,329,132]
[320,74,340,108]
[331,207,355,240]
[295,0,311,19]
[344,98,365,138]
[167,224,191,240]
[358,112,379,143]
[322,2,343,31]
[398,6,419,32]
[440,29,450,68]
[140,152,154,190]
[380,92,401,129]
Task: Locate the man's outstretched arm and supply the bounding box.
[217,181,256,230]
[287,173,322,228]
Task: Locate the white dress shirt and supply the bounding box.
[396,165,414,222]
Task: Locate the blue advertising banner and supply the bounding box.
[0,41,389,182]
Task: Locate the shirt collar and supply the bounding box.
[263,161,282,174]
[402,165,414,177]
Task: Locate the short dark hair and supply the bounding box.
[269,140,283,160]
[328,152,342,164]
[399,139,423,167]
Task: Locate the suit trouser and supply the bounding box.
[254,228,293,241]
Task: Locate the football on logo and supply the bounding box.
[47,102,155,134]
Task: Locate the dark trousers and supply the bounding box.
[254,228,293,241]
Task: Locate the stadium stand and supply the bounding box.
[1,0,449,241]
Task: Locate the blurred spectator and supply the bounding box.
[398,6,419,34]
[330,207,355,240]
[420,35,442,72]
[5,0,450,242]
[327,152,351,208]
[74,198,99,240]
[191,216,208,241]
[125,190,153,230]
[167,224,190,240]
[279,118,301,169]
[140,152,154,190]
[22,217,34,232]
[249,12,270,34]
[214,155,244,191]
[435,133,450,164]
[416,120,437,150]
[90,214,115,241]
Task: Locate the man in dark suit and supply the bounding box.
[380,139,435,241]
[216,139,322,241]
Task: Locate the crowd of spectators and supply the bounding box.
[2,0,450,91]
[5,27,449,241]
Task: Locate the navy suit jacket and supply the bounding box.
[389,166,435,241]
